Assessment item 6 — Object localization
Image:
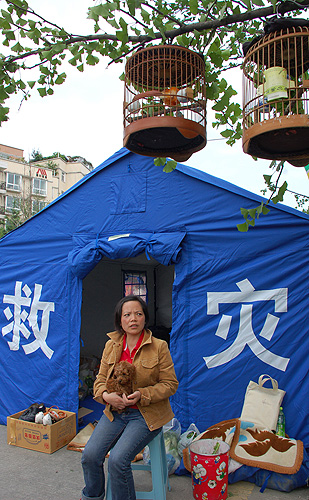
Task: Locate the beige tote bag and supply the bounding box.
[240,374,285,431]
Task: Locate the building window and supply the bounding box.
[5,195,20,212]
[32,199,46,215]
[123,271,147,302]
[32,178,47,196]
[6,173,21,191]
[61,171,66,182]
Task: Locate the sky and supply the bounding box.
[1,0,308,210]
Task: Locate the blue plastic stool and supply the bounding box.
[106,429,170,500]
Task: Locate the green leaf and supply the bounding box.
[39,65,50,76]
[17,79,26,90]
[37,87,47,97]
[86,54,100,65]
[116,27,128,44]
[256,203,264,215]
[3,30,16,41]
[248,208,257,219]
[163,160,177,173]
[55,72,66,84]
[11,42,23,53]
[240,207,248,218]
[189,0,198,15]
[127,0,136,16]
[77,64,84,72]
[212,99,226,112]
[237,221,249,232]
[69,44,80,56]
[68,57,77,66]
[154,157,166,167]
[106,18,119,29]
[140,7,150,24]
[263,174,272,184]
[0,87,9,100]
[272,181,288,204]
[220,129,233,138]
[88,4,111,21]
[1,9,13,23]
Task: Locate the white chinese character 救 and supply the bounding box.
[2,281,55,359]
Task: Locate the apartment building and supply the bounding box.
[0,143,93,222]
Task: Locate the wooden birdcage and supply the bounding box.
[242,25,309,167]
[123,45,207,162]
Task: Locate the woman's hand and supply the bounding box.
[123,391,141,406]
[103,391,126,410]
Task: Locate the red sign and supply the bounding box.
[23,428,42,445]
[36,168,47,178]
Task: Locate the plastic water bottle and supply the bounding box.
[276,407,285,437]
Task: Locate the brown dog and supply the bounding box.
[106,361,136,412]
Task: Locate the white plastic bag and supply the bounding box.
[163,418,181,474]
[143,418,182,475]
[177,423,200,455]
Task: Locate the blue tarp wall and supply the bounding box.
[0,148,308,451]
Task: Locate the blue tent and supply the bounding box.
[0,148,308,451]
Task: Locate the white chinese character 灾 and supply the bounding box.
[204,279,289,372]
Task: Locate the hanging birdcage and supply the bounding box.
[242,19,309,167]
[123,45,207,162]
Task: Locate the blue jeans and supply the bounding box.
[81,408,161,500]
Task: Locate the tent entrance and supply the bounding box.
[69,229,185,411]
[78,253,174,409]
[79,253,174,357]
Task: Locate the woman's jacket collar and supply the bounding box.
[107,329,153,347]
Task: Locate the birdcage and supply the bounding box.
[242,21,309,167]
[123,45,207,162]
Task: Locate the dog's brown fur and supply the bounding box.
[106,361,136,412]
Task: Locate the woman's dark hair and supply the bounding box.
[114,295,149,332]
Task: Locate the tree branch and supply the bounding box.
[4,0,309,65]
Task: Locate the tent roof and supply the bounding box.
[1,147,309,243]
[42,147,309,221]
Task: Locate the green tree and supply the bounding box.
[30,148,43,161]
[1,0,309,229]
[0,193,33,237]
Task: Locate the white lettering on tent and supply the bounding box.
[204,279,289,372]
[2,281,55,359]
[108,234,131,241]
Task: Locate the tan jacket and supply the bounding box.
[93,329,179,430]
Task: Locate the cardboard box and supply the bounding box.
[7,409,76,454]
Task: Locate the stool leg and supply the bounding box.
[105,471,112,500]
[148,431,168,500]
[160,431,170,491]
[107,430,170,500]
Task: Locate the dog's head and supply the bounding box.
[113,361,135,385]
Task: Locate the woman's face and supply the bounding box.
[120,300,145,337]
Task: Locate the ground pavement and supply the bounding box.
[0,424,307,500]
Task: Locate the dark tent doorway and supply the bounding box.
[78,253,174,414]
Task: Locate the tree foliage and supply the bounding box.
[1,0,309,228]
[0,193,33,237]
